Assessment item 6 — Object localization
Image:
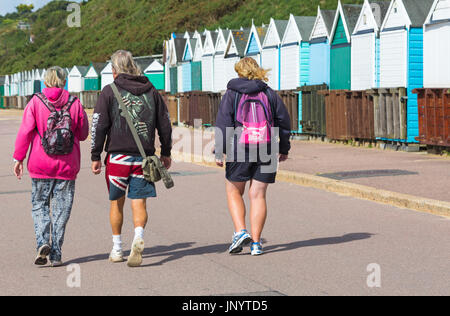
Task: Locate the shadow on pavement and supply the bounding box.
[264,233,374,254]
[65,242,196,265]
[140,243,230,267]
[65,233,373,267]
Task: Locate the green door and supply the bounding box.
[84,77,101,91]
[146,73,165,90]
[330,16,351,90]
[330,46,351,90]
[0,86,4,109]
[191,62,202,91]
[170,67,178,95]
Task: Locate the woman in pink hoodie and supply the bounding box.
[13,66,89,267]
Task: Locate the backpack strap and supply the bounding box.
[233,91,242,124]
[63,95,77,112]
[264,88,276,123]
[34,93,56,113]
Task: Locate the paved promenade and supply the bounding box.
[0,109,449,296]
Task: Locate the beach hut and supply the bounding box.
[309,7,336,86]
[167,38,186,94]
[9,74,16,96]
[4,75,10,97]
[180,39,195,92]
[213,29,231,92]
[351,0,390,91]
[144,59,165,90]
[164,40,171,93]
[68,65,89,93]
[379,0,434,142]
[173,38,187,94]
[329,1,363,91]
[0,76,5,108]
[262,19,288,90]
[101,63,114,90]
[32,69,41,94]
[25,71,31,96]
[40,69,47,92]
[183,38,202,91]
[244,22,268,65]
[13,73,19,96]
[134,57,153,75]
[280,14,316,90]
[19,72,25,96]
[201,31,218,92]
[193,35,205,62]
[29,70,35,95]
[64,68,70,91]
[224,29,251,84]
[84,63,107,91]
[191,35,205,91]
[423,0,450,88]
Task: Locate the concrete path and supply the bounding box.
[0,110,449,296]
[285,140,450,203]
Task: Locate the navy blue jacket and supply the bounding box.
[215,78,291,157]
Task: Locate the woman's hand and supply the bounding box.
[279,154,289,163]
[13,161,24,180]
[216,159,224,167]
[92,161,102,175]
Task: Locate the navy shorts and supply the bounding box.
[105,154,157,201]
[225,160,277,184]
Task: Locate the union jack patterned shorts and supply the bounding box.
[105,154,157,201]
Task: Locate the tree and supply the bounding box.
[16,4,34,15]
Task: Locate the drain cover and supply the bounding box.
[318,169,418,180]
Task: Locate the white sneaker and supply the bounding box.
[109,249,124,263]
[127,238,144,267]
[250,242,264,256]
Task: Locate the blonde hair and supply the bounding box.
[111,50,142,76]
[44,66,67,89]
[234,57,269,82]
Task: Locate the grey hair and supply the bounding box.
[111,50,142,76]
[44,66,67,89]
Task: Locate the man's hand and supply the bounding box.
[216,159,224,167]
[92,161,102,175]
[13,161,24,180]
[279,154,289,162]
[160,156,172,170]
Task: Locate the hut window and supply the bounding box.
[363,14,367,25]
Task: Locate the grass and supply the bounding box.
[0,0,364,75]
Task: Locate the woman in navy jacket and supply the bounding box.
[215,57,291,256]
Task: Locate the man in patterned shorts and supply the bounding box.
[91,50,172,267]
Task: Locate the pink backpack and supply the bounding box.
[34,93,77,156]
[234,90,274,145]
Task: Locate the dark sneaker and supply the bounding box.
[34,245,51,266]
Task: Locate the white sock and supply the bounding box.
[134,227,144,240]
[112,235,122,251]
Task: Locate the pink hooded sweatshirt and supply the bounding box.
[13,88,89,181]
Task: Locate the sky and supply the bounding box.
[0,0,82,16]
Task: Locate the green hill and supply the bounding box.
[0,0,364,75]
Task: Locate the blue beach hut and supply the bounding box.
[379,0,435,143]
